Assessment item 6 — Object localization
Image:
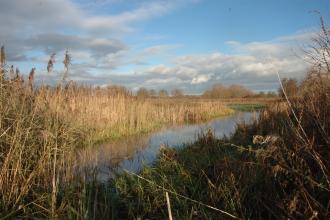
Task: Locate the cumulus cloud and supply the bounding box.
[0,0,177,35]
[41,31,310,93]
[0,0,183,65]
[0,0,313,93]
[137,33,311,92]
[25,33,126,56]
[81,1,175,33]
[142,44,181,56]
[191,74,213,84]
[35,31,311,93]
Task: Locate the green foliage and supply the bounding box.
[114,132,279,219]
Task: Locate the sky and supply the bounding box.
[1,0,330,94]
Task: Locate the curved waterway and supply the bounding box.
[76,111,258,181]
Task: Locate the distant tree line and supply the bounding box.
[103,84,281,99]
[136,88,184,98]
[96,83,285,99]
[203,84,255,98]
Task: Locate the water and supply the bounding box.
[76,111,257,180]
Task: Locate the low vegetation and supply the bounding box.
[227,103,266,112]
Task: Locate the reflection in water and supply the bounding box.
[76,135,150,180]
[76,112,258,180]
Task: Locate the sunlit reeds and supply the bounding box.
[0,46,233,218]
[35,84,233,143]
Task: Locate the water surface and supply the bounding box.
[77,111,257,180]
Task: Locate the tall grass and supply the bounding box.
[36,84,234,143]
[1,19,329,218]
[0,77,84,218]
[0,47,233,218]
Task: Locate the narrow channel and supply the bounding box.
[77,111,258,181]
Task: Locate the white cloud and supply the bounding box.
[142,44,181,56]
[136,32,312,92]
[33,31,311,93]
[0,0,315,93]
[0,0,186,65]
[146,64,172,74]
[191,74,213,84]
[145,77,183,85]
[82,1,175,33]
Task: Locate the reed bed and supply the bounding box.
[1,25,328,218]
[35,85,234,143]
[0,78,82,218]
[0,51,233,218]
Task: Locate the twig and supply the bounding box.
[166,192,173,220]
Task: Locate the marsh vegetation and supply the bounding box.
[0,21,329,220]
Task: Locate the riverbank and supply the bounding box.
[0,78,259,218]
[86,102,267,145]
[227,103,266,112]
[112,75,329,219]
[89,102,267,145]
[113,101,329,219]
[63,73,327,219]
[39,87,237,145]
[60,84,329,219]
[77,111,258,178]
[1,73,328,219]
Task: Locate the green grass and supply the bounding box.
[87,108,235,145]
[113,130,278,219]
[228,103,266,112]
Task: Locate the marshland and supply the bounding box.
[1,1,330,219]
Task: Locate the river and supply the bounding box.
[76,111,258,181]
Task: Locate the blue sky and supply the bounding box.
[1,0,329,93]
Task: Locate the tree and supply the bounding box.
[0,45,6,78]
[171,89,183,97]
[158,89,168,97]
[278,78,298,98]
[307,16,330,73]
[137,88,149,98]
[106,85,131,96]
[227,85,254,98]
[203,83,254,98]
[267,91,277,97]
[148,89,156,97]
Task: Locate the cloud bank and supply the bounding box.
[0,0,313,93]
